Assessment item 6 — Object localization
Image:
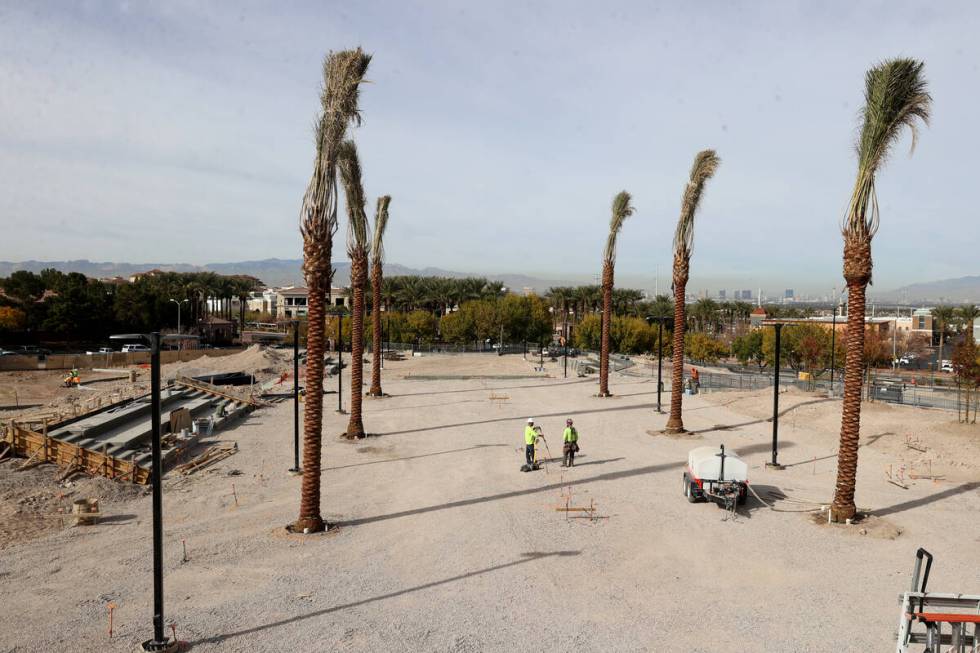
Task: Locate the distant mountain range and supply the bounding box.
[0,258,573,293]
[873,275,980,304]
[1,259,976,302]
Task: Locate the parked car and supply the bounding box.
[941,361,954,373]
[121,344,151,353]
[86,347,114,355]
[0,349,17,356]
[15,345,51,355]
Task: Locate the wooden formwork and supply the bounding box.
[3,422,150,484]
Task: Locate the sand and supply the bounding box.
[0,352,977,652]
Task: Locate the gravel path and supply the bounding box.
[1,353,977,652]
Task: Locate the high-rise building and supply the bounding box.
[718,290,726,300]
[784,289,794,299]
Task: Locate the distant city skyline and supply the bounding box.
[1,2,978,290]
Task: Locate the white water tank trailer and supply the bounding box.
[684,444,748,509]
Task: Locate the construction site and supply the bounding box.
[1,347,978,652]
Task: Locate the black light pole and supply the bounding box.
[289,320,300,473]
[830,306,838,394]
[767,323,785,470]
[563,326,568,379]
[336,313,344,414]
[657,316,665,413]
[111,332,175,652]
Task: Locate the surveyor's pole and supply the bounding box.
[289,320,300,472]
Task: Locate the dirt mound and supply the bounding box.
[161,345,292,381]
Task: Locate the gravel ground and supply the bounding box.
[0,353,977,652]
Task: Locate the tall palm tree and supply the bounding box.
[598,191,635,397]
[294,48,371,534]
[932,305,957,370]
[665,150,720,433]
[830,58,930,523]
[368,195,391,397]
[338,140,371,439]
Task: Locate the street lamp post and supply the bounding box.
[169,299,188,351]
[766,323,785,470]
[656,316,665,413]
[289,320,301,474]
[647,314,668,413]
[336,312,344,414]
[110,332,184,653]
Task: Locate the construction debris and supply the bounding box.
[175,443,239,476]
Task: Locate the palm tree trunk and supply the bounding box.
[346,253,367,438]
[368,262,383,396]
[830,239,871,522]
[294,244,327,533]
[599,261,614,396]
[665,259,688,433]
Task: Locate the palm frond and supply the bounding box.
[371,195,391,266]
[673,149,720,257]
[844,58,931,240]
[603,191,635,263]
[337,140,370,256]
[300,48,372,244]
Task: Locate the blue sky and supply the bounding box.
[0,1,977,294]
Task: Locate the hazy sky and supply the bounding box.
[1,1,977,294]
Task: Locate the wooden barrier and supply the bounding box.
[3,423,150,484]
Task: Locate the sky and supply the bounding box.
[0,1,977,295]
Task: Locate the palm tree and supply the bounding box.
[665,150,720,433]
[598,191,635,397]
[932,305,957,370]
[294,48,371,534]
[830,58,930,523]
[338,140,371,439]
[957,304,980,340]
[368,195,391,397]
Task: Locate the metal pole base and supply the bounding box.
[765,462,785,470]
[287,468,302,476]
[335,409,347,414]
[140,638,178,652]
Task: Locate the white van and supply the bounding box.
[121,344,151,353]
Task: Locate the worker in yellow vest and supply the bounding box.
[522,418,542,471]
[562,418,579,467]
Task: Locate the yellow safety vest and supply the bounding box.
[563,427,578,443]
[524,425,537,445]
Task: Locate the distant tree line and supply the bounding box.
[0,269,260,344]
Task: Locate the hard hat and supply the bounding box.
[527,418,534,423]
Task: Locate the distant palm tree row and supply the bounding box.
[375,275,508,314]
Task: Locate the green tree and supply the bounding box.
[733,330,766,370]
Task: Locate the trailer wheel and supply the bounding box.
[736,484,747,506]
[684,474,697,503]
